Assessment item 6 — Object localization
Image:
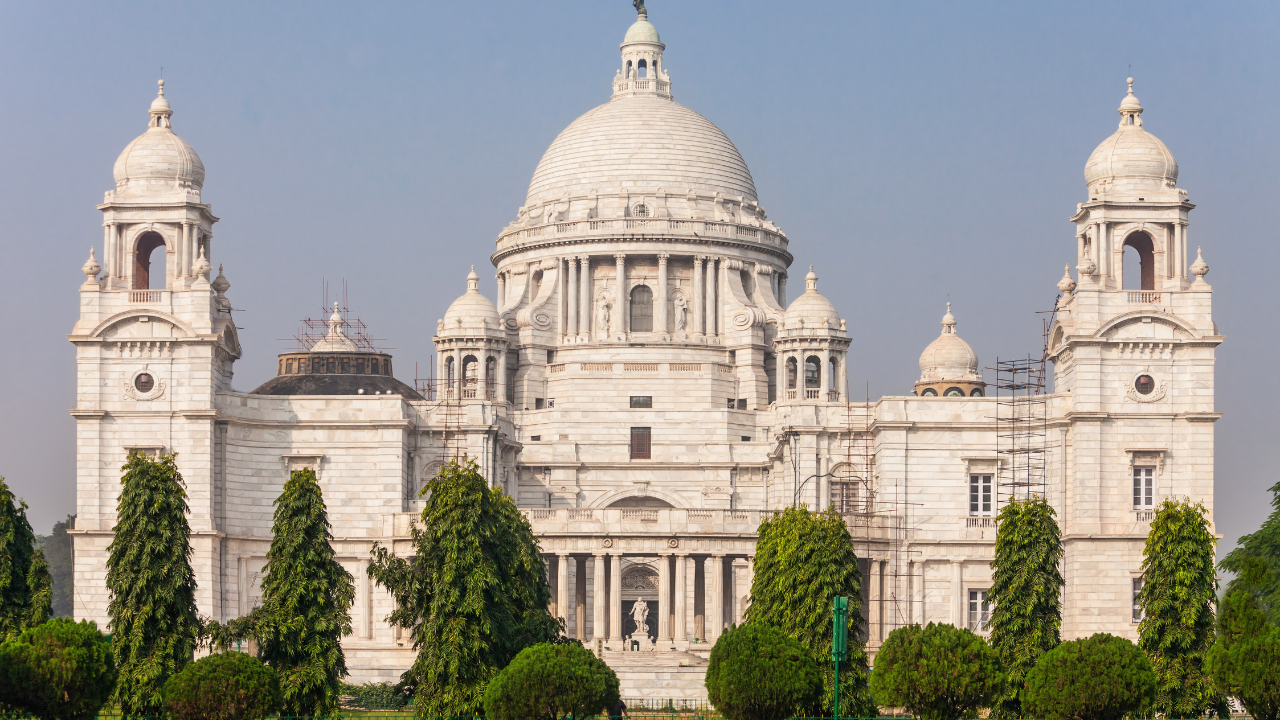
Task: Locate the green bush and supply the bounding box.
[163,651,279,720]
[1207,589,1280,720]
[340,680,411,709]
[482,642,618,720]
[869,623,1001,720]
[0,617,116,720]
[1023,633,1156,720]
[704,622,823,720]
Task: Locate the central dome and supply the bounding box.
[526,96,757,205]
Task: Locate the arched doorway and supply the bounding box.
[1123,231,1155,291]
[133,231,167,290]
[620,563,660,642]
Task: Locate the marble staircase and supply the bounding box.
[602,649,711,701]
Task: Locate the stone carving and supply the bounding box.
[673,294,688,330]
[597,300,612,336]
[629,599,649,636]
[585,190,599,219]
[622,566,659,590]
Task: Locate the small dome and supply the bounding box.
[784,267,842,331]
[441,266,501,332]
[1084,78,1178,197]
[311,303,359,352]
[918,303,981,382]
[623,17,662,45]
[112,80,205,197]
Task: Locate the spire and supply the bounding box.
[941,302,957,334]
[1118,76,1143,129]
[805,265,818,291]
[149,79,173,130]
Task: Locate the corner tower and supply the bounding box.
[1048,78,1220,638]
[69,81,240,624]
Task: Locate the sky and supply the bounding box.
[0,0,1275,559]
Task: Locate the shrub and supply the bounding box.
[340,680,411,709]
[869,623,1001,720]
[0,617,116,720]
[163,651,279,720]
[1207,589,1280,720]
[704,622,823,720]
[482,642,618,720]
[1023,633,1156,720]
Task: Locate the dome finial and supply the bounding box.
[148,78,173,130]
[805,265,818,291]
[1118,76,1143,127]
[466,265,480,292]
[941,302,956,333]
[633,0,647,19]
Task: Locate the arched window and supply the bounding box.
[630,285,654,332]
[638,58,648,78]
[920,388,938,396]
[133,231,167,290]
[786,357,798,389]
[970,388,984,397]
[1123,231,1155,291]
[626,60,633,77]
[445,356,455,384]
[945,387,964,397]
[462,355,478,385]
[804,356,821,389]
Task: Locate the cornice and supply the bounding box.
[490,233,794,266]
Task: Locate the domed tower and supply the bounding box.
[434,267,512,404]
[1048,79,1220,635]
[69,81,240,624]
[489,1,793,413]
[774,267,849,403]
[915,303,984,397]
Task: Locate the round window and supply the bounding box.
[945,387,964,397]
[135,373,155,393]
[1134,375,1155,395]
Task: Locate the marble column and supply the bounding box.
[950,558,964,627]
[557,554,569,625]
[579,256,591,337]
[452,349,463,397]
[1097,221,1110,282]
[869,558,882,642]
[479,345,490,400]
[692,256,705,338]
[566,257,578,338]
[575,556,587,641]
[838,353,848,401]
[658,553,672,642]
[821,348,831,398]
[674,553,687,640]
[706,555,723,642]
[496,350,507,403]
[593,554,606,641]
[614,253,627,337]
[705,257,717,338]
[610,554,623,642]
[497,272,506,308]
[656,253,669,336]
[177,222,187,278]
[557,257,567,337]
[778,272,787,307]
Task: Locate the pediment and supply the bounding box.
[99,315,185,340]
[1095,311,1199,342]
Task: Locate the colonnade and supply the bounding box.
[438,345,509,402]
[101,221,210,288]
[546,552,751,647]
[1078,220,1189,286]
[777,346,847,401]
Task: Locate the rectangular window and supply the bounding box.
[969,474,993,516]
[630,427,652,460]
[1133,467,1154,509]
[341,358,350,373]
[356,358,366,374]
[630,396,653,408]
[1132,578,1144,622]
[534,398,545,410]
[736,398,747,410]
[727,398,736,409]
[530,435,541,442]
[968,589,990,632]
[286,359,294,374]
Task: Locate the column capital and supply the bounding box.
[694,255,707,263]
[578,254,591,262]
[657,252,670,261]
[614,252,627,261]
[557,552,571,559]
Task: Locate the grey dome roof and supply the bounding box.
[251,372,421,400]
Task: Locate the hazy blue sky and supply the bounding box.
[1,1,1275,558]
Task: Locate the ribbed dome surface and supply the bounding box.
[113,128,205,190]
[526,95,757,204]
[783,268,841,330]
[1084,127,1177,193]
[918,306,980,382]
[441,268,501,332]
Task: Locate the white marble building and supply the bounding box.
[69,5,1219,700]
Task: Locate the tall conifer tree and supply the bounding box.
[1138,498,1221,717]
[745,505,876,718]
[106,452,199,715]
[257,467,355,716]
[0,476,40,639]
[988,495,1064,717]
[369,460,561,716]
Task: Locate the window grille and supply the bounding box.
[969,474,993,516]
[968,589,990,632]
[630,427,652,459]
[1133,467,1154,509]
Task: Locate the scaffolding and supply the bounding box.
[284,279,384,352]
[992,357,1048,505]
[415,362,466,463]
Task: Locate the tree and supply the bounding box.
[869,623,1002,720]
[25,548,51,629]
[44,515,76,618]
[163,651,280,720]
[745,505,876,717]
[106,451,200,716]
[1206,587,1280,720]
[1022,633,1157,720]
[1137,497,1221,718]
[0,617,117,720]
[255,467,354,717]
[704,622,823,720]
[368,460,562,716]
[483,642,620,720]
[988,495,1064,716]
[0,476,41,639]
[1220,480,1280,624]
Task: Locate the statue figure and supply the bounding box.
[673,294,687,330]
[629,599,649,636]
[596,300,612,334]
[633,0,646,16]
